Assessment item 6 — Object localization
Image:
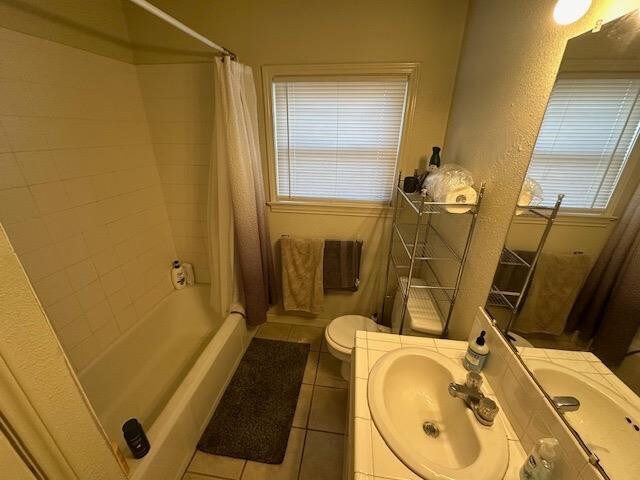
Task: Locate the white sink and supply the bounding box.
[367,348,509,480]
[527,359,640,480]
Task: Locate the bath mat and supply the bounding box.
[197,337,310,464]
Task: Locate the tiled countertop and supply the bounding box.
[351,331,527,480]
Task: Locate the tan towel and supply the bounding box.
[515,253,591,335]
[281,238,324,313]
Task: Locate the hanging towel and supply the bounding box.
[323,240,363,291]
[281,237,324,313]
[515,252,591,335]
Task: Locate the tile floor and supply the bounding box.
[182,322,347,480]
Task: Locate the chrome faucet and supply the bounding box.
[552,396,580,413]
[448,371,499,426]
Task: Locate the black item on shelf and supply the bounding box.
[429,146,441,169]
[403,175,421,193]
[122,418,150,459]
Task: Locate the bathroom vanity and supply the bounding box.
[345,307,637,480]
[345,328,527,480]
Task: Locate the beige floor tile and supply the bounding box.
[288,325,324,351]
[183,473,229,480]
[293,383,313,428]
[315,352,348,388]
[320,337,330,353]
[241,428,306,480]
[255,323,292,341]
[187,451,246,479]
[298,431,344,480]
[303,351,319,384]
[308,386,348,434]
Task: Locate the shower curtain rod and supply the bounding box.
[126,0,238,60]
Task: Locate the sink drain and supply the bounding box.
[422,421,440,438]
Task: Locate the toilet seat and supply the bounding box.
[325,315,379,356]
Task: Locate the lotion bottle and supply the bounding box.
[520,438,559,480]
[171,260,186,289]
[463,330,489,372]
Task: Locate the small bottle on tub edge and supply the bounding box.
[171,260,186,289]
[122,418,150,459]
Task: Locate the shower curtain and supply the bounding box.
[208,57,275,326]
[567,182,640,365]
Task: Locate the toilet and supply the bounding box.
[324,315,379,380]
[324,277,444,381]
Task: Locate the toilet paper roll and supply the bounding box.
[440,186,478,213]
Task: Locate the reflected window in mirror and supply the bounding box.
[527,76,640,213]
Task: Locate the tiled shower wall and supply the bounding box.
[0,27,177,371]
[137,64,213,283]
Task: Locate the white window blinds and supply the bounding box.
[272,77,408,203]
[527,77,640,211]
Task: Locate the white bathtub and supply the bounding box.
[79,285,249,480]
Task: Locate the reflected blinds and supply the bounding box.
[527,77,640,210]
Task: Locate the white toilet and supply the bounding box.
[324,315,379,380]
[325,277,445,381]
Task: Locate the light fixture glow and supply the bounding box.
[553,0,592,25]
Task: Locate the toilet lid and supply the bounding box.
[326,315,378,349]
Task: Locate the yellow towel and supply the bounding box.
[515,252,591,335]
[281,238,324,314]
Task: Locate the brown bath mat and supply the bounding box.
[197,338,309,464]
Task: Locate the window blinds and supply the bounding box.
[273,77,408,203]
[527,77,640,210]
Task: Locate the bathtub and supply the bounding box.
[79,285,249,480]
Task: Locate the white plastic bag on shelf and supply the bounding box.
[515,177,543,215]
[422,163,477,213]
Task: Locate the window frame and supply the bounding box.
[523,72,640,221]
[261,63,419,216]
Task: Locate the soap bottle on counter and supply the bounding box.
[520,438,559,480]
[463,330,489,372]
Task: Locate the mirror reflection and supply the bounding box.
[486,11,640,480]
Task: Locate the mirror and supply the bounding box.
[485,10,640,480]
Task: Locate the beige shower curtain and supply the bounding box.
[568,182,640,365]
[208,57,275,326]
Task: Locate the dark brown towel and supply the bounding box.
[323,240,362,291]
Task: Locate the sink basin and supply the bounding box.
[367,348,509,480]
[527,359,640,480]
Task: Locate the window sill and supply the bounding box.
[513,211,618,228]
[267,200,393,218]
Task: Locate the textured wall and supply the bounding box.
[137,63,214,283]
[443,0,640,339]
[0,27,176,371]
[0,225,126,479]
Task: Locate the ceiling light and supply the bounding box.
[553,0,592,25]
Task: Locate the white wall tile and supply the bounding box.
[0,30,179,374]
[0,152,25,189]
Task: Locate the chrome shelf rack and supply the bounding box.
[486,194,564,333]
[380,174,485,337]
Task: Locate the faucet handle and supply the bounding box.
[465,371,483,390]
[475,397,499,426]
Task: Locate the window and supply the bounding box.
[271,76,409,203]
[527,77,640,212]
